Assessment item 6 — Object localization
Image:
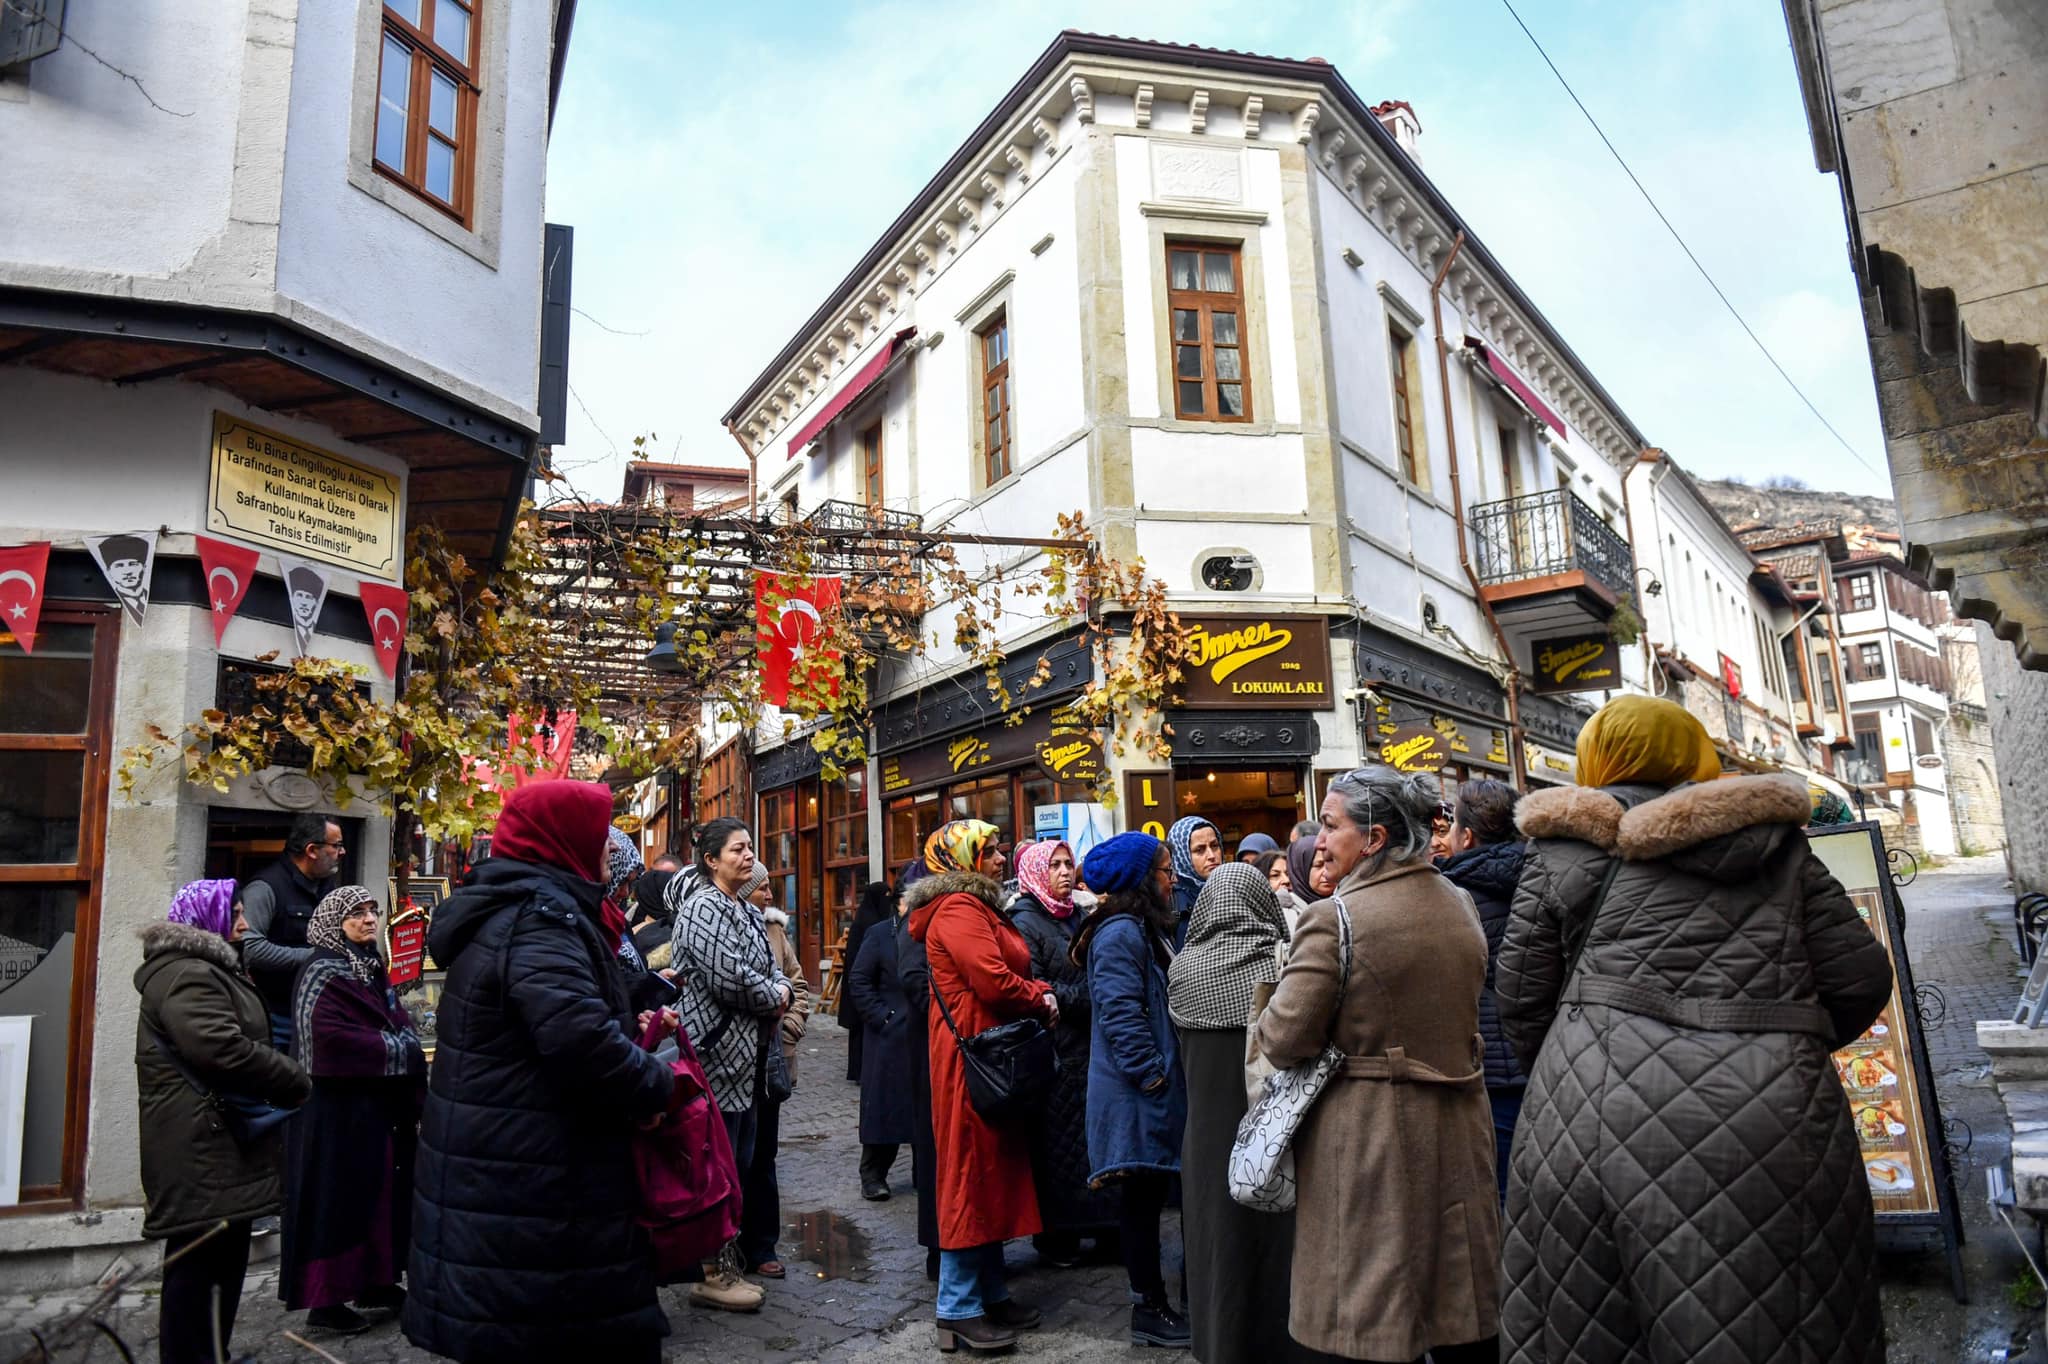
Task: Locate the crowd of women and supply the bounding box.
[134,693,1898,1364]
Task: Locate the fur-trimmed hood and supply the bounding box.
[762,907,790,930]
[138,919,242,973]
[1518,774,1812,882]
[903,869,1005,942]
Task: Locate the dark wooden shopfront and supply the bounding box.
[753,740,868,986]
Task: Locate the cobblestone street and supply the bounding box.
[2,854,2039,1363]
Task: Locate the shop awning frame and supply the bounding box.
[1465,339,1567,440]
[786,327,916,457]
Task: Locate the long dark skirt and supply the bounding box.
[1030,1052,1119,1237]
[907,1005,939,1251]
[282,1076,418,1310]
[1180,1028,1317,1364]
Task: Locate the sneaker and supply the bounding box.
[935,1315,1018,1353]
[306,1305,373,1336]
[689,1263,765,1313]
[1131,1298,1191,1349]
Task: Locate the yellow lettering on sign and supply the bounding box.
[1040,740,1094,775]
[1538,639,1609,684]
[1141,821,1166,839]
[1188,620,1294,683]
[1140,778,1156,806]
[949,736,990,772]
[1382,734,1440,771]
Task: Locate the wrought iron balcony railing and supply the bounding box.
[1470,489,1634,603]
[802,499,926,578]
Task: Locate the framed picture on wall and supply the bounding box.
[389,877,452,918]
[1266,769,1300,798]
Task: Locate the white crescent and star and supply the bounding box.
[0,568,35,622]
[371,606,402,650]
[775,598,823,662]
[207,566,240,613]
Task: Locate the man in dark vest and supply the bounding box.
[239,812,343,1051]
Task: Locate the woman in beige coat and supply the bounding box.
[1255,764,1500,1363]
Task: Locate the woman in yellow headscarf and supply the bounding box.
[1494,700,1894,1364]
[902,818,1058,1349]
[1572,694,1722,790]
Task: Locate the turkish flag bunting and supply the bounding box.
[195,535,260,649]
[756,572,843,708]
[0,542,51,655]
[358,580,410,680]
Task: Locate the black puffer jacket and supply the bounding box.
[404,858,675,1364]
[1439,840,1529,1091]
[1496,775,1893,1364]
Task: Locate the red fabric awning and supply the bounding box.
[786,328,915,457]
[1472,342,1567,439]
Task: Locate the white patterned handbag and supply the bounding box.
[1227,898,1353,1212]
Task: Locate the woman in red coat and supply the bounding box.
[904,820,1059,1354]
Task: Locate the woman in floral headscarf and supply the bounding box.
[282,886,426,1334]
[904,820,1058,1352]
[1166,814,1223,948]
[1007,840,1119,1266]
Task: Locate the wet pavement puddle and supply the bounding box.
[785,1209,874,1281]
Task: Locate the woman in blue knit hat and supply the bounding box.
[1075,833,1190,1348]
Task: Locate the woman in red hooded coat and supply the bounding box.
[904,819,1058,1353]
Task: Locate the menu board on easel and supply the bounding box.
[1807,821,1966,1300]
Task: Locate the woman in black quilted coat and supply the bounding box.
[1007,839,1119,1265]
[403,781,675,1364]
[1497,697,1893,1364]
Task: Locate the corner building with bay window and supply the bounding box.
[718,33,1661,920]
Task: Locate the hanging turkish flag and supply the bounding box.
[508,710,578,782]
[0,542,51,655]
[195,535,260,648]
[358,580,410,680]
[756,572,843,707]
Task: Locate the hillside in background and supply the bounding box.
[1697,475,1902,536]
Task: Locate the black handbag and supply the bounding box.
[930,979,1057,1124]
[763,1030,795,1105]
[145,1023,296,1150]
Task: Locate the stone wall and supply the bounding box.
[1980,621,2048,894]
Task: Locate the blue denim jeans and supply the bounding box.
[936,1243,1009,1320]
[1489,1087,1524,1204]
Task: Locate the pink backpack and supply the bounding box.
[632,1020,742,1279]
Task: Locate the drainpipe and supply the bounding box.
[724,419,759,520]
[1431,232,1526,788]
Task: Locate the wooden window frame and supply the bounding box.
[1388,323,1424,485]
[375,1,481,226]
[979,313,1013,485]
[859,422,885,511]
[1859,642,1886,679]
[0,606,118,1214]
[1166,242,1252,424]
[1844,574,1874,613]
[822,771,868,959]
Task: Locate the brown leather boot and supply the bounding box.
[935,1315,1018,1353]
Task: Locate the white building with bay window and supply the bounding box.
[714,33,1657,971]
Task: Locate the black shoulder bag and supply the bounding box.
[930,977,1057,1124]
[144,1022,296,1150]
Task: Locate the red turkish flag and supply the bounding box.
[358,580,410,680]
[756,572,843,708]
[0,542,50,655]
[195,535,260,648]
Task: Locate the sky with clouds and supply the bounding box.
[542,0,1891,506]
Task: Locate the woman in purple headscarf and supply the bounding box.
[136,880,311,1364]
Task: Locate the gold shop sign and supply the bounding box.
[207,413,403,578]
[1530,631,1621,694]
[1174,615,1334,710]
[1380,723,1448,773]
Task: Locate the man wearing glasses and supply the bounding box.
[240,812,345,1052]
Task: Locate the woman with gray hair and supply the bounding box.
[1254,765,1500,1363]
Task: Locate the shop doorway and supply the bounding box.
[1169,765,1308,857]
[204,810,366,890]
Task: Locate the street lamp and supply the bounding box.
[644,621,686,675]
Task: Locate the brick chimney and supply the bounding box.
[1372,100,1422,161]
